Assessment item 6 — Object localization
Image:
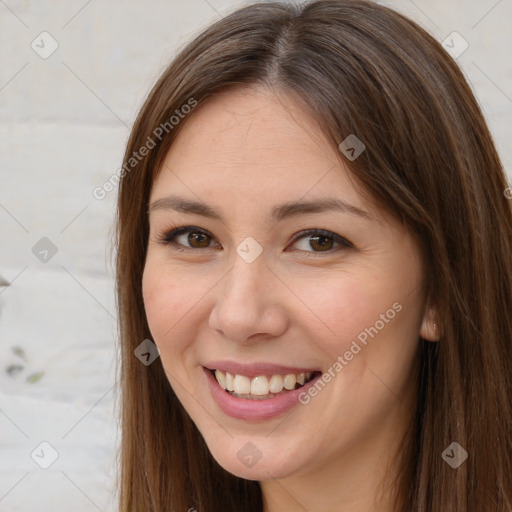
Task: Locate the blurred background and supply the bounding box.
[0,0,511,510]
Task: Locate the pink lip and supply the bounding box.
[203,367,321,421]
[204,360,318,379]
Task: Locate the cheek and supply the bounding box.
[141,258,220,360]
[142,261,195,344]
[293,272,396,358]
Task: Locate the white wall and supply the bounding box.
[0,0,510,510]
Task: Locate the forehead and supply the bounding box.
[153,87,365,205]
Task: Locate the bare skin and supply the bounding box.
[142,85,439,511]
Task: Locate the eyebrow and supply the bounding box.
[148,195,371,222]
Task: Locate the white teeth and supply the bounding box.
[213,369,315,397]
[215,370,226,389]
[225,372,235,391]
[233,374,251,394]
[250,376,270,395]
[269,375,284,393]
[283,374,296,390]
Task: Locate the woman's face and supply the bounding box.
[143,86,431,483]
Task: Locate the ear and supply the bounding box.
[419,305,441,342]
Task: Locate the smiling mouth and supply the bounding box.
[211,369,319,400]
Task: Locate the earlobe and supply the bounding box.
[419,306,441,342]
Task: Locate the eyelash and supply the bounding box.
[156,225,353,256]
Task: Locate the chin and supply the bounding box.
[202,431,308,481]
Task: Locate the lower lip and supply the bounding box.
[203,367,321,421]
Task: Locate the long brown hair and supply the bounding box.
[115,1,512,510]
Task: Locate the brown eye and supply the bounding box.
[187,231,211,248]
[160,227,218,250]
[308,234,334,251]
[290,229,352,255]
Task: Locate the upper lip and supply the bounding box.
[204,360,320,378]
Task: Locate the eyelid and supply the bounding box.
[156,225,353,253]
[157,225,219,249]
[288,229,353,250]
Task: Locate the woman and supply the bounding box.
[115,1,512,510]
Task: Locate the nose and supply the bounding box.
[208,253,288,345]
